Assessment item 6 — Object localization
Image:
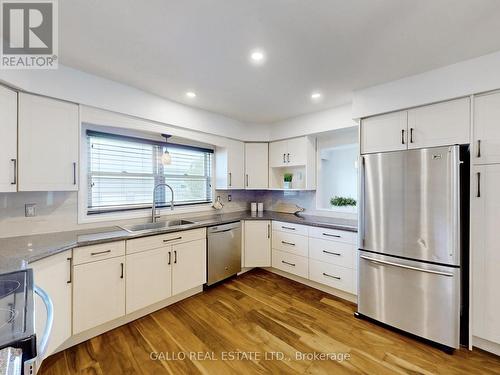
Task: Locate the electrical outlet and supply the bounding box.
[228,194,232,202]
[25,203,37,217]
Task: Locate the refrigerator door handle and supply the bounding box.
[360,255,454,277]
[449,146,460,259]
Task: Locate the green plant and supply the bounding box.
[283,173,293,182]
[330,196,356,207]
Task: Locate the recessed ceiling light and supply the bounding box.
[186,91,196,98]
[311,92,322,100]
[250,49,265,64]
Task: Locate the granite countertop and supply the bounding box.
[0,210,357,274]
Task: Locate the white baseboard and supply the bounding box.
[472,336,500,357]
[54,286,203,354]
[265,267,357,304]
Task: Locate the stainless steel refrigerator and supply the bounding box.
[358,145,467,350]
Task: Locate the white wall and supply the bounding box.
[268,104,357,141]
[0,64,268,141]
[353,50,500,118]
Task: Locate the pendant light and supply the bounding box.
[161,134,172,165]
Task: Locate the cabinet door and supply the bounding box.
[471,165,500,344]
[286,137,307,166]
[245,143,268,189]
[227,141,245,189]
[269,140,287,167]
[0,86,17,192]
[172,239,206,295]
[31,251,72,357]
[361,111,407,154]
[126,247,171,314]
[73,256,125,334]
[473,92,500,164]
[408,98,470,149]
[18,93,79,191]
[244,220,271,267]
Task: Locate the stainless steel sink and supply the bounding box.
[120,219,195,233]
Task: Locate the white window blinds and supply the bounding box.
[87,130,213,214]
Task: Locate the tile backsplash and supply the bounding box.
[0,189,356,238]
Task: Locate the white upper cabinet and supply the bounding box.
[269,140,288,167]
[269,137,309,167]
[215,140,245,189]
[407,97,470,149]
[18,93,79,191]
[471,164,500,345]
[361,111,408,154]
[245,143,268,189]
[473,92,500,164]
[0,86,17,192]
[243,220,271,267]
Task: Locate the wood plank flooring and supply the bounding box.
[39,269,500,375]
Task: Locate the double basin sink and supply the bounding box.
[120,219,196,234]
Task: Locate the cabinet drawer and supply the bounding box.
[272,249,308,279]
[272,231,308,257]
[126,228,206,254]
[309,238,355,269]
[73,240,125,265]
[308,227,356,244]
[272,221,309,236]
[309,259,354,294]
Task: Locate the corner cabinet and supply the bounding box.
[361,97,470,154]
[243,220,271,267]
[30,250,72,358]
[18,93,79,191]
[215,140,245,189]
[268,136,316,190]
[0,85,17,192]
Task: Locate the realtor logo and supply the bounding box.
[1,0,58,69]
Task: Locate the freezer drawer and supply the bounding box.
[358,251,460,348]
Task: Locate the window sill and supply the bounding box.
[78,203,214,224]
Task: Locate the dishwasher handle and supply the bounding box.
[207,221,241,234]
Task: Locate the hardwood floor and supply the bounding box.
[39,269,500,375]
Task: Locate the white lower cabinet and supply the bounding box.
[126,247,172,314]
[30,250,72,357]
[309,259,355,294]
[73,256,126,334]
[244,220,271,267]
[472,164,500,346]
[271,222,357,295]
[272,249,308,279]
[171,239,207,295]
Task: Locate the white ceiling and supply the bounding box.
[60,0,500,124]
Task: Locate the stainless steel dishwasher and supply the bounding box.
[207,221,242,285]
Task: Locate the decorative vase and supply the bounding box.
[283,181,292,189]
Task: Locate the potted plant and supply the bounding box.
[283,173,293,189]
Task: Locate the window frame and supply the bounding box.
[79,125,216,223]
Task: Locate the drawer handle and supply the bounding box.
[282,260,296,267]
[323,272,341,280]
[281,241,295,246]
[163,237,182,243]
[323,250,341,256]
[90,249,111,256]
[322,233,341,238]
[281,226,295,230]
